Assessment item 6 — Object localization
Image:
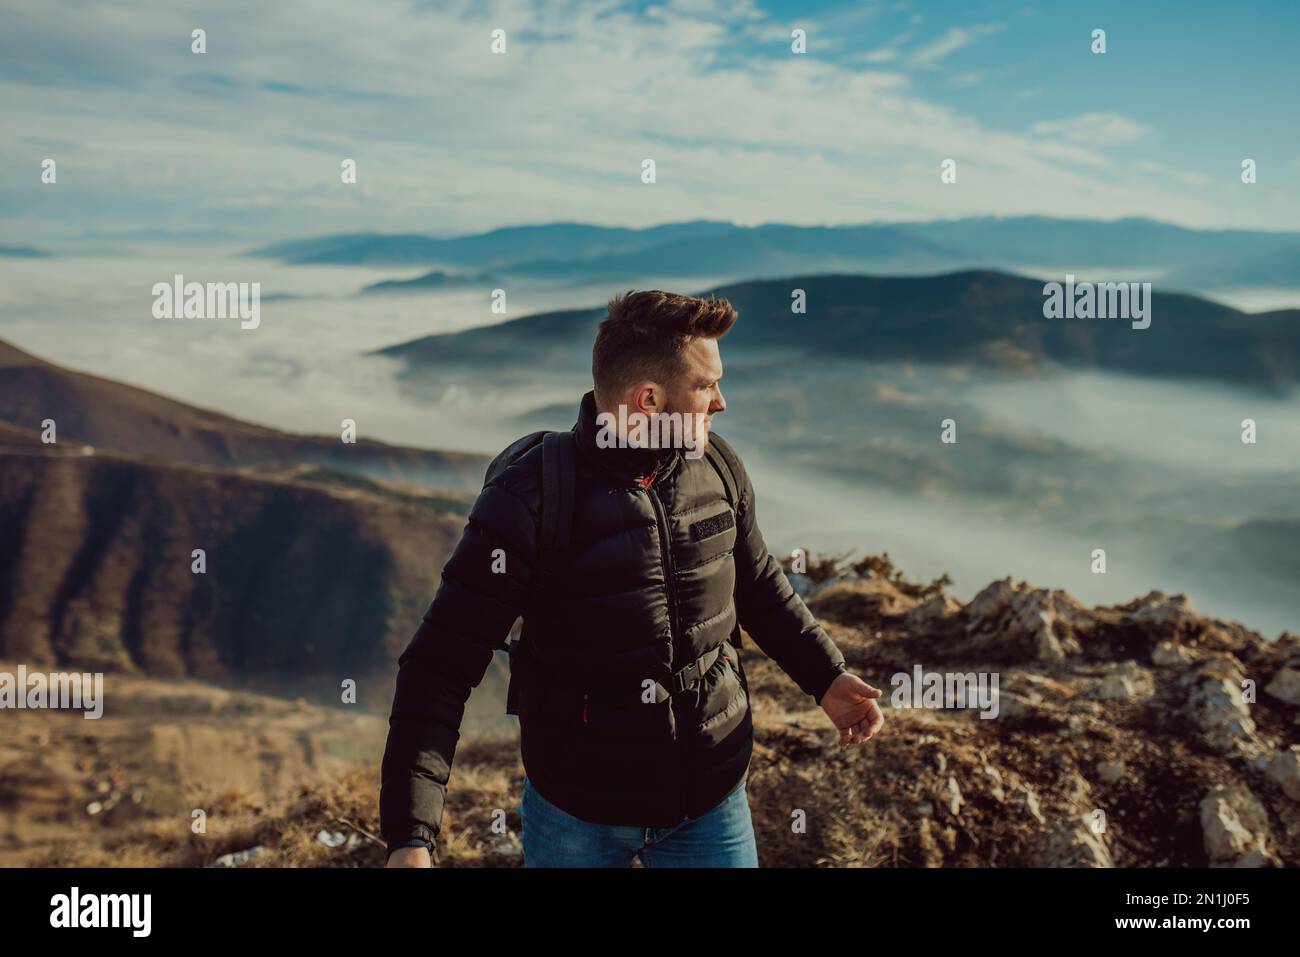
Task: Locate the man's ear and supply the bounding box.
[634,383,662,415]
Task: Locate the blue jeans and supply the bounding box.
[517,774,758,867]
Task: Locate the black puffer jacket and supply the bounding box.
[379,390,847,851]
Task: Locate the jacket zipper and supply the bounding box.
[642,465,681,668]
[641,456,688,821]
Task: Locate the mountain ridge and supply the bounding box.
[0,338,488,488]
[246,217,1300,291]
[372,269,1300,393]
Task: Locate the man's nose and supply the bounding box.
[711,389,726,414]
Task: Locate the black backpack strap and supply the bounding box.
[484,430,547,659]
[703,434,746,651]
[540,430,577,559]
[478,426,575,590]
[484,430,547,487]
[507,430,577,718]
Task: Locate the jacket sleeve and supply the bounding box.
[727,445,847,704]
[379,472,538,852]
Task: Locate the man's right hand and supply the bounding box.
[386,846,433,868]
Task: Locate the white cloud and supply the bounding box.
[909,23,1004,68]
[1133,160,1212,187]
[0,0,1267,241]
[858,47,899,63]
[1031,113,1151,147]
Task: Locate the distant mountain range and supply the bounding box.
[248,220,739,267]
[0,244,51,258]
[248,217,1300,291]
[360,270,497,295]
[372,269,1300,393]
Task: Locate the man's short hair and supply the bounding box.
[591,290,737,406]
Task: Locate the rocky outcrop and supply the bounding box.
[1030,817,1114,868]
[1264,746,1300,801]
[1199,785,1278,867]
[779,556,1300,867]
[25,553,1300,868]
[961,579,1090,663]
[1185,655,1262,758]
[1265,666,1300,706]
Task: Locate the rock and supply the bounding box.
[486,829,523,862]
[1129,592,1200,632]
[1232,850,1275,868]
[915,801,934,818]
[963,579,1088,663]
[316,830,346,848]
[1152,640,1194,667]
[983,765,1006,802]
[1199,786,1274,866]
[946,776,963,817]
[990,686,1044,720]
[1030,817,1114,867]
[1097,760,1126,784]
[1264,667,1300,707]
[1025,788,1046,824]
[1098,674,1137,701]
[1094,662,1154,701]
[1264,746,1300,801]
[1187,657,1259,756]
[209,845,267,868]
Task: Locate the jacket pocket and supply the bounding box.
[698,652,747,739]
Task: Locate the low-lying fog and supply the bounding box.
[2,252,1295,638]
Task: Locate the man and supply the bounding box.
[381,290,884,867]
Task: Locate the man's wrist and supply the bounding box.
[814,661,848,703]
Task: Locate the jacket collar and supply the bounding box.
[573,389,682,484]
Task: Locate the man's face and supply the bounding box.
[661,337,726,454]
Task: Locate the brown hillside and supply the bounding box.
[0,449,469,683]
[0,338,487,487]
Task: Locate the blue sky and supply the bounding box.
[2,0,1297,245]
